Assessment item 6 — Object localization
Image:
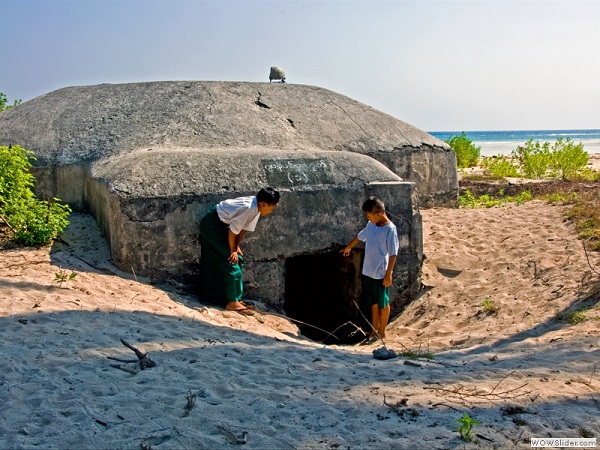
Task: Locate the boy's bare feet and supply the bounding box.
[226,301,254,315]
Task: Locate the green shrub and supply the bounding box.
[0,92,21,111]
[543,191,578,204]
[0,145,71,245]
[482,156,520,178]
[549,138,588,179]
[459,189,533,209]
[564,191,600,251]
[556,309,586,324]
[571,168,600,182]
[515,190,533,205]
[446,132,481,168]
[511,138,589,180]
[459,189,477,208]
[512,140,552,179]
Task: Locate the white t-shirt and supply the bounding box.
[216,196,260,235]
[357,221,399,279]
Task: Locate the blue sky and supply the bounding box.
[2,0,599,131]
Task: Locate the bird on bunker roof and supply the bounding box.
[269,66,286,83]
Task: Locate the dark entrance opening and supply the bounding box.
[285,247,370,345]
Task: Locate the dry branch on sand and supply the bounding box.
[422,372,532,406]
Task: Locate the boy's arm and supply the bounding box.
[235,230,246,255]
[228,230,241,264]
[383,255,397,287]
[341,236,361,256]
[227,229,247,264]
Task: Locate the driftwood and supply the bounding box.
[108,338,156,374]
[422,371,531,406]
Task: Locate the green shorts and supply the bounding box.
[362,275,389,309]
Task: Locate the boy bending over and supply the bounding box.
[199,187,280,315]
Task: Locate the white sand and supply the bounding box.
[1,202,599,449]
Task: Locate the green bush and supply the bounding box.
[459,189,533,209]
[572,168,600,182]
[0,91,21,111]
[482,156,520,178]
[512,140,552,179]
[446,132,481,168]
[511,138,589,180]
[0,145,71,245]
[549,138,588,179]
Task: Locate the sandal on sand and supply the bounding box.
[226,305,254,316]
[241,300,255,310]
[359,336,378,346]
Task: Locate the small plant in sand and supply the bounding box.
[543,191,578,204]
[459,189,477,208]
[398,349,435,360]
[482,298,499,314]
[578,426,594,438]
[515,190,533,205]
[182,389,197,417]
[54,268,78,288]
[456,412,480,442]
[459,189,533,209]
[564,191,600,251]
[556,309,586,325]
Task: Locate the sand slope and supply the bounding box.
[1,203,598,449]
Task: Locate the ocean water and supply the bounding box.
[428,129,600,156]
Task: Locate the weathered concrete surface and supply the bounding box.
[90,149,421,315]
[0,81,457,206]
[0,81,441,325]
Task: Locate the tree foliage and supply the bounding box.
[0,145,71,245]
[445,132,481,168]
[0,91,22,111]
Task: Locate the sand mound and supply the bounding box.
[1,203,598,449]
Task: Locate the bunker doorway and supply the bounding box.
[285,248,370,345]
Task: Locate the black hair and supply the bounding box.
[362,196,385,214]
[256,187,281,205]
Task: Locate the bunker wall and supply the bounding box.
[32,164,423,312]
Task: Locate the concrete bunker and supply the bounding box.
[93,149,422,312]
[27,148,425,318]
[0,81,435,321]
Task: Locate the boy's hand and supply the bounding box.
[228,251,239,264]
[383,273,393,287]
[341,247,352,257]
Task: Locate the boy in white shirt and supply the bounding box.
[342,196,399,344]
[199,187,280,314]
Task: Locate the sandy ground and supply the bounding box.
[1,200,599,449]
